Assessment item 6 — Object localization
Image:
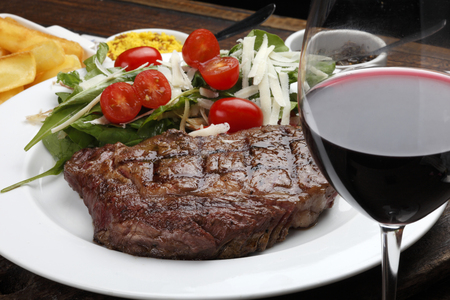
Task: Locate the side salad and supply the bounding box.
[1,29,335,192]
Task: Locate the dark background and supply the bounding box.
[198,0,312,20]
[199,0,450,47]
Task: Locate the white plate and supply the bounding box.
[0,77,446,299]
[0,13,96,60]
[0,15,445,299]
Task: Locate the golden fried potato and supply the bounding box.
[0,46,10,57]
[0,86,24,104]
[28,54,81,87]
[4,16,20,25]
[0,17,84,62]
[0,52,36,93]
[19,40,65,73]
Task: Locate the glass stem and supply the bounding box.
[380,224,405,300]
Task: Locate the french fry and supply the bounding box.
[0,52,36,93]
[19,40,65,73]
[28,54,81,87]
[4,16,20,25]
[0,46,10,57]
[0,86,24,105]
[0,17,90,104]
[0,17,84,62]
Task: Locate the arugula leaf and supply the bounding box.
[42,131,83,162]
[24,102,87,151]
[56,92,72,104]
[9,31,302,194]
[83,42,109,79]
[57,71,82,89]
[0,158,66,193]
[306,59,336,87]
[290,100,298,112]
[287,69,298,84]
[191,71,207,88]
[229,29,289,54]
[140,89,199,128]
[314,60,336,76]
[71,115,143,146]
[249,29,290,52]
[1,132,82,193]
[64,126,97,149]
[138,118,178,138]
[55,78,121,109]
[26,67,165,152]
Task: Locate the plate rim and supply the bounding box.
[0,64,446,300]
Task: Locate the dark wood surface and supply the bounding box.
[1,0,450,299]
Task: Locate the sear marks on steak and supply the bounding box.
[64,125,336,260]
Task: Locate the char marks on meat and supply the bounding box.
[64,125,336,260]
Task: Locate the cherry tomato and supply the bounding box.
[133,69,172,109]
[114,46,162,71]
[100,82,142,124]
[208,97,264,133]
[199,56,240,90]
[182,29,220,69]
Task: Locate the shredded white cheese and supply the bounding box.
[241,35,256,89]
[197,98,214,109]
[171,87,183,99]
[234,85,259,99]
[269,100,281,125]
[234,34,300,126]
[199,87,219,98]
[170,51,192,90]
[57,130,67,139]
[51,93,103,133]
[258,72,272,125]
[199,107,209,125]
[26,109,53,125]
[84,115,110,126]
[53,33,301,139]
[308,65,328,82]
[79,74,107,90]
[189,123,230,137]
[267,59,284,107]
[157,65,173,82]
[95,57,112,76]
[179,97,190,132]
[79,57,138,91]
[270,60,300,68]
[269,51,300,62]
[280,72,291,125]
[249,44,275,85]
[185,67,197,82]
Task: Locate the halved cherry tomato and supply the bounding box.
[100,82,142,124]
[208,97,264,133]
[114,46,162,71]
[133,69,172,109]
[182,29,220,69]
[199,56,240,90]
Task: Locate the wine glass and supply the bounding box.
[298,1,450,299]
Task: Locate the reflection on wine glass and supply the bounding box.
[298,1,450,299]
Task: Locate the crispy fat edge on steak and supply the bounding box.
[64,125,336,259]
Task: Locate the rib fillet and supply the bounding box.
[64,125,336,260]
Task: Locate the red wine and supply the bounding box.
[301,67,450,224]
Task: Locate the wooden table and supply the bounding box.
[1,0,449,299]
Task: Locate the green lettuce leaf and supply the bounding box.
[229,29,290,54]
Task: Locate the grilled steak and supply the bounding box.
[64,125,336,260]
